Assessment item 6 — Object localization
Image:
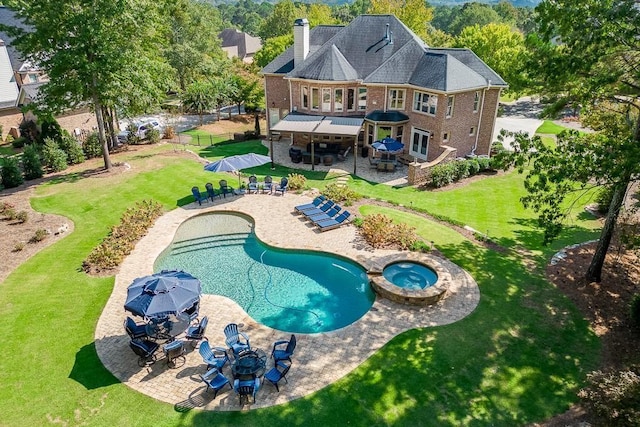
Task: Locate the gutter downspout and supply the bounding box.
[472,80,491,155]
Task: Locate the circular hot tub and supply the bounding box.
[383,262,438,290]
[369,254,451,306]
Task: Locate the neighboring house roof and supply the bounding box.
[265,15,507,91]
[0,6,28,71]
[19,81,44,104]
[0,39,19,109]
[218,28,262,60]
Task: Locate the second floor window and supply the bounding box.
[446,95,454,117]
[347,88,355,111]
[473,91,480,112]
[413,91,437,115]
[335,89,343,112]
[358,88,367,111]
[322,88,331,112]
[302,86,308,109]
[311,88,319,110]
[388,89,405,110]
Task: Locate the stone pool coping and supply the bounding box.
[94,192,480,411]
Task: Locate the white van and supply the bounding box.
[117,120,163,143]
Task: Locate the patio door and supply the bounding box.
[409,128,430,160]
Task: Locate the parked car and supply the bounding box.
[117,120,163,143]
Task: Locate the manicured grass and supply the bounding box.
[536,120,569,135]
[0,141,602,426]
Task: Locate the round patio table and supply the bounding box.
[145,313,190,341]
[232,348,267,378]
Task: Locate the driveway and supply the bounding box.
[493,96,543,150]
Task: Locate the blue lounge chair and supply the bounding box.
[274,177,288,195]
[264,361,291,392]
[191,186,208,205]
[124,316,148,340]
[294,195,326,213]
[306,205,341,223]
[315,211,351,232]
[200,367,231,398]
[262,176,273,193]
[223,323,251,356]
[271,334,296,363]
[205,182,221,201]
[199,340,229,371]
[219,180,234,198]
[301,200,335,218]
[247,175,259,194]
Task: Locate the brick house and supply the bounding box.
[261,15,507,179]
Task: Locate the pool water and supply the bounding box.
[154,213,374,334]
[382,262,438,290]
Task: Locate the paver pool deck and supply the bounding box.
[95,191,480,411]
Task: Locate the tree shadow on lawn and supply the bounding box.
[69,342,120,390]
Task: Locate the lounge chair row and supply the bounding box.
[293,195,351,231]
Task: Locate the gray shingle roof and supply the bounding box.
[265,14,507,91]
[219,28,262,59]
[0,6,29,71]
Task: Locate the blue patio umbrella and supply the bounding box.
[371,137,404,153]
[204,153,272,185]
[124,270,201,320]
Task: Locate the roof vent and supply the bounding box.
[384,24,393,45]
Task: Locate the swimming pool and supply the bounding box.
[154,212,374,334]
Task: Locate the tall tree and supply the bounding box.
[258,0,297,40]
[254,34,293,68]
[506,0,640,282]
[3,0,170,171]
[368,0,433,40]
[455,23,527,94]
[448,2,502,36]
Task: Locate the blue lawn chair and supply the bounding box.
[262,176,273,193]
[200,368,231,398]
[191,186,208,205]
[271,334,296,363]
[306,205,341,223]
[199,340,229,371]
[205,182,221,201]
[223,323,251,356]
[301,200,335,218]
[274,177,288,196]
[248,175,259,194]
[124,316,148,340]
[219,180,234,198]
[264,360,291,392]
[233,377,261,404]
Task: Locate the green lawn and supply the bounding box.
[536,120,570,135]
[0,141,602,426]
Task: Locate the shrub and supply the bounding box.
[11,136,26,148]
[3,207,17,220]
[286,173,306,191]
[360,213,421,250]
[58,133,85,165]
[467,159,480,175]
[13,242,24,252]
[5,134,14,143]
[322,182,361,204]
[453,159,471,181]
[0,201,15,214]
[429,162,456,188]
[163,126,176,140]
[630,294,640,328]
[578,368,640,426]
[351,216,364,227]
[30,228,49,243]
[477,156,492,171]
[596,186,614,214]
[15,210,28,223]
[146,128,161,144]
[39,118,63,144]
[41,138,68,172]
[82,132,102,159]
[83,200,163,272]
[0,156,24,188]
[22,144,43,180]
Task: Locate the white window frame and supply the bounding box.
[301,86,308,109]
[311,87,319,111]
[446,95,454,118]
[321,88,331,112]
[443,131,450,143]
[410,127,430,160]
[388,89,406,110]
[473,91,480,112]
[413,91,437,116]
[358,87,367,111]
[347,88,356,111]
[334,88,343,112]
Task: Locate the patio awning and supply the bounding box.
[271,114,364,136]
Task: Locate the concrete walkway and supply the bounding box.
[95,192,480,411]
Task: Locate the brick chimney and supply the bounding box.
[293,18,309,68]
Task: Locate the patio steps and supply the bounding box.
[169,232,250,255]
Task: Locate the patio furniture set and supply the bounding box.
[198,323,298,405]
[191,176,288,205]
[293,195,352,232]
[289,143,351,166]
